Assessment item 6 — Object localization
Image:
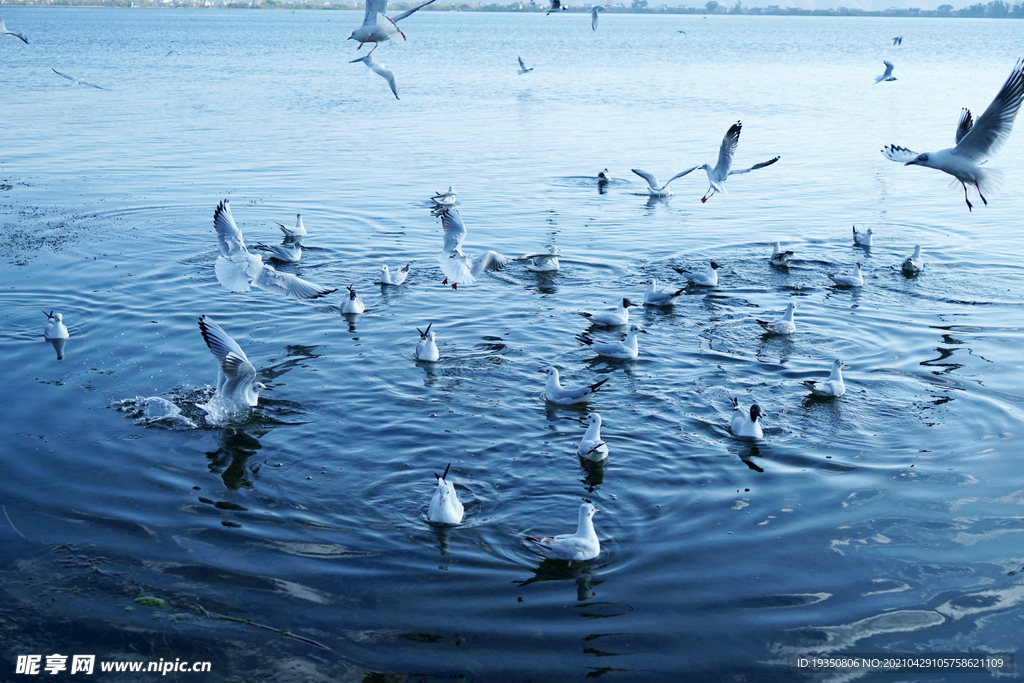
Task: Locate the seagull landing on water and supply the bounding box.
[255,242,302,263]
[1,18,28,44]
[590,5,603,30]
[804,359,847,397]
[197,315,271,411]
[516,503,601,562]
[631,167,697,196]
[882,58,1024,211]
[276,213,306,238]
[770,242,795,267]
[432,186,457,206]
[414,323,439,362]
[514,245,560,272]
[692,121,780,203]
[902,245,924,274]
[827,262,864,287]
[348,0,437,54]
[351,54,399,100]
[518,56,533,74]
[875,60,897,83]
[437,207,508,288]
[541,367,609,404]
[52,68,108,90]
[756,302,798,335]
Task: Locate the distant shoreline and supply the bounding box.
[3,0,1023,18]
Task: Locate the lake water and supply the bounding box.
[2,7,1024,681]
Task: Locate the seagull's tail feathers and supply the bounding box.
[964,166,1005,203]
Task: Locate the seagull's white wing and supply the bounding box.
[51,68,78,83]
[591,6,599,30]
[881,144,919,162]
[198,316,256,391]
[954,58,1024,161]
[663,166,699,184]
[253,264,337,299]
[391,0,436,22]
[438,253,477,285]
[883,60,894,77]
[728,156,780,176]
[213,200,250,259]
[440,207,467,256]
[514,251,557,261]
[1,19,28,44]
[362,0,387,25]
[631,168,661,192]
[713,121,742,176]
[519,56,527,70]
[370,61,399,99]
[470,251,508,276]
[80,79,109,91]
[955,108,974,145]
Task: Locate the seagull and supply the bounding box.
[756,302,798,335]
[212,200,337,299]
[414,323,439,362]
[827,262,864,287]
[642,279,685,306]
[673,260,721,287]
[380,262,410,285]
[255,242,302,263]
[893,35,903,45]
[518,56,533,74]
[575,414,609,462]
[514,245,560,272]
[428,463,464,525]
[631,167,697,196]
[348,0,437,54]
[541,367,608,404]
[597,168,610,183]
[432,186,457,206]
[351,54,399,100]
[590,4,603,30]
[902,245,924,274]
[770,242,795,267]
[804,359,847,397]
[578,297,637,326]
[0,18,28,44]
[342,285,365,314]
[692,121,780,203]
[730,398,764,439]
[516,502,601,561]
[546,0,562,14]
[51,68,108,90]
[437,207,508,288]
[882,58,1024,211]
[43,311,69,340]
[852,225,873,247]
[276,213,306,238]
[875,60,897,83]
[197,315,270,410]
[576,324,648,360]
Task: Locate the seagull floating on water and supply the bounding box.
[756,302,798,335]
[380,262,410,285]
[1,18,28,43]
[770,242,795,267]
[852,225,873,247]
[43,310,69,340]
[197,315,270,412]
[518,56,533,74]
[515,245,560,272]
[597,169,610,184]
[692,121,780,202]
[431,186,457,206]
[516,502,601,561]
[590,5,603,30]
[578,296,637,326]
[882,58,1024,211]
[414,323,439,362]
[673,260,720,287]
[804,359,847,397]
[437,207,508,288]
[255,242,302,263]
[631,167,697,196]
[348,0,437,54]
[577,413,608,461]
[52,67,108,90]
[212,200,336,299]
[428,463,464,525]
[342,285,366,314]
[576,324,647,360]
[351,53,399,100]
[276,213,307,238]
[875,60,897,83]
[542,367,609,404]
[828,262,864,287]
[730,398,764,439]
[902,245,924,274]
[642,279,685,306]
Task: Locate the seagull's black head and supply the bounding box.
[710,261,721,270]
[750,404,763,421]
[622,298,637,308]
[906,153,928,166]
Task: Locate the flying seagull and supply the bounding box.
[52,68,108,90]
[546,0,562,14]
[882,58,1024,211]
[590,5,603,30]
[518,56,533,75]
[0,18,28,44]
[893,35,903,45]
[351,53,399,100]
[693,121,780,202]
[437,206,508,288]
[631,167,697,196]
[875,60,896,83]
[348,0,437,54]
